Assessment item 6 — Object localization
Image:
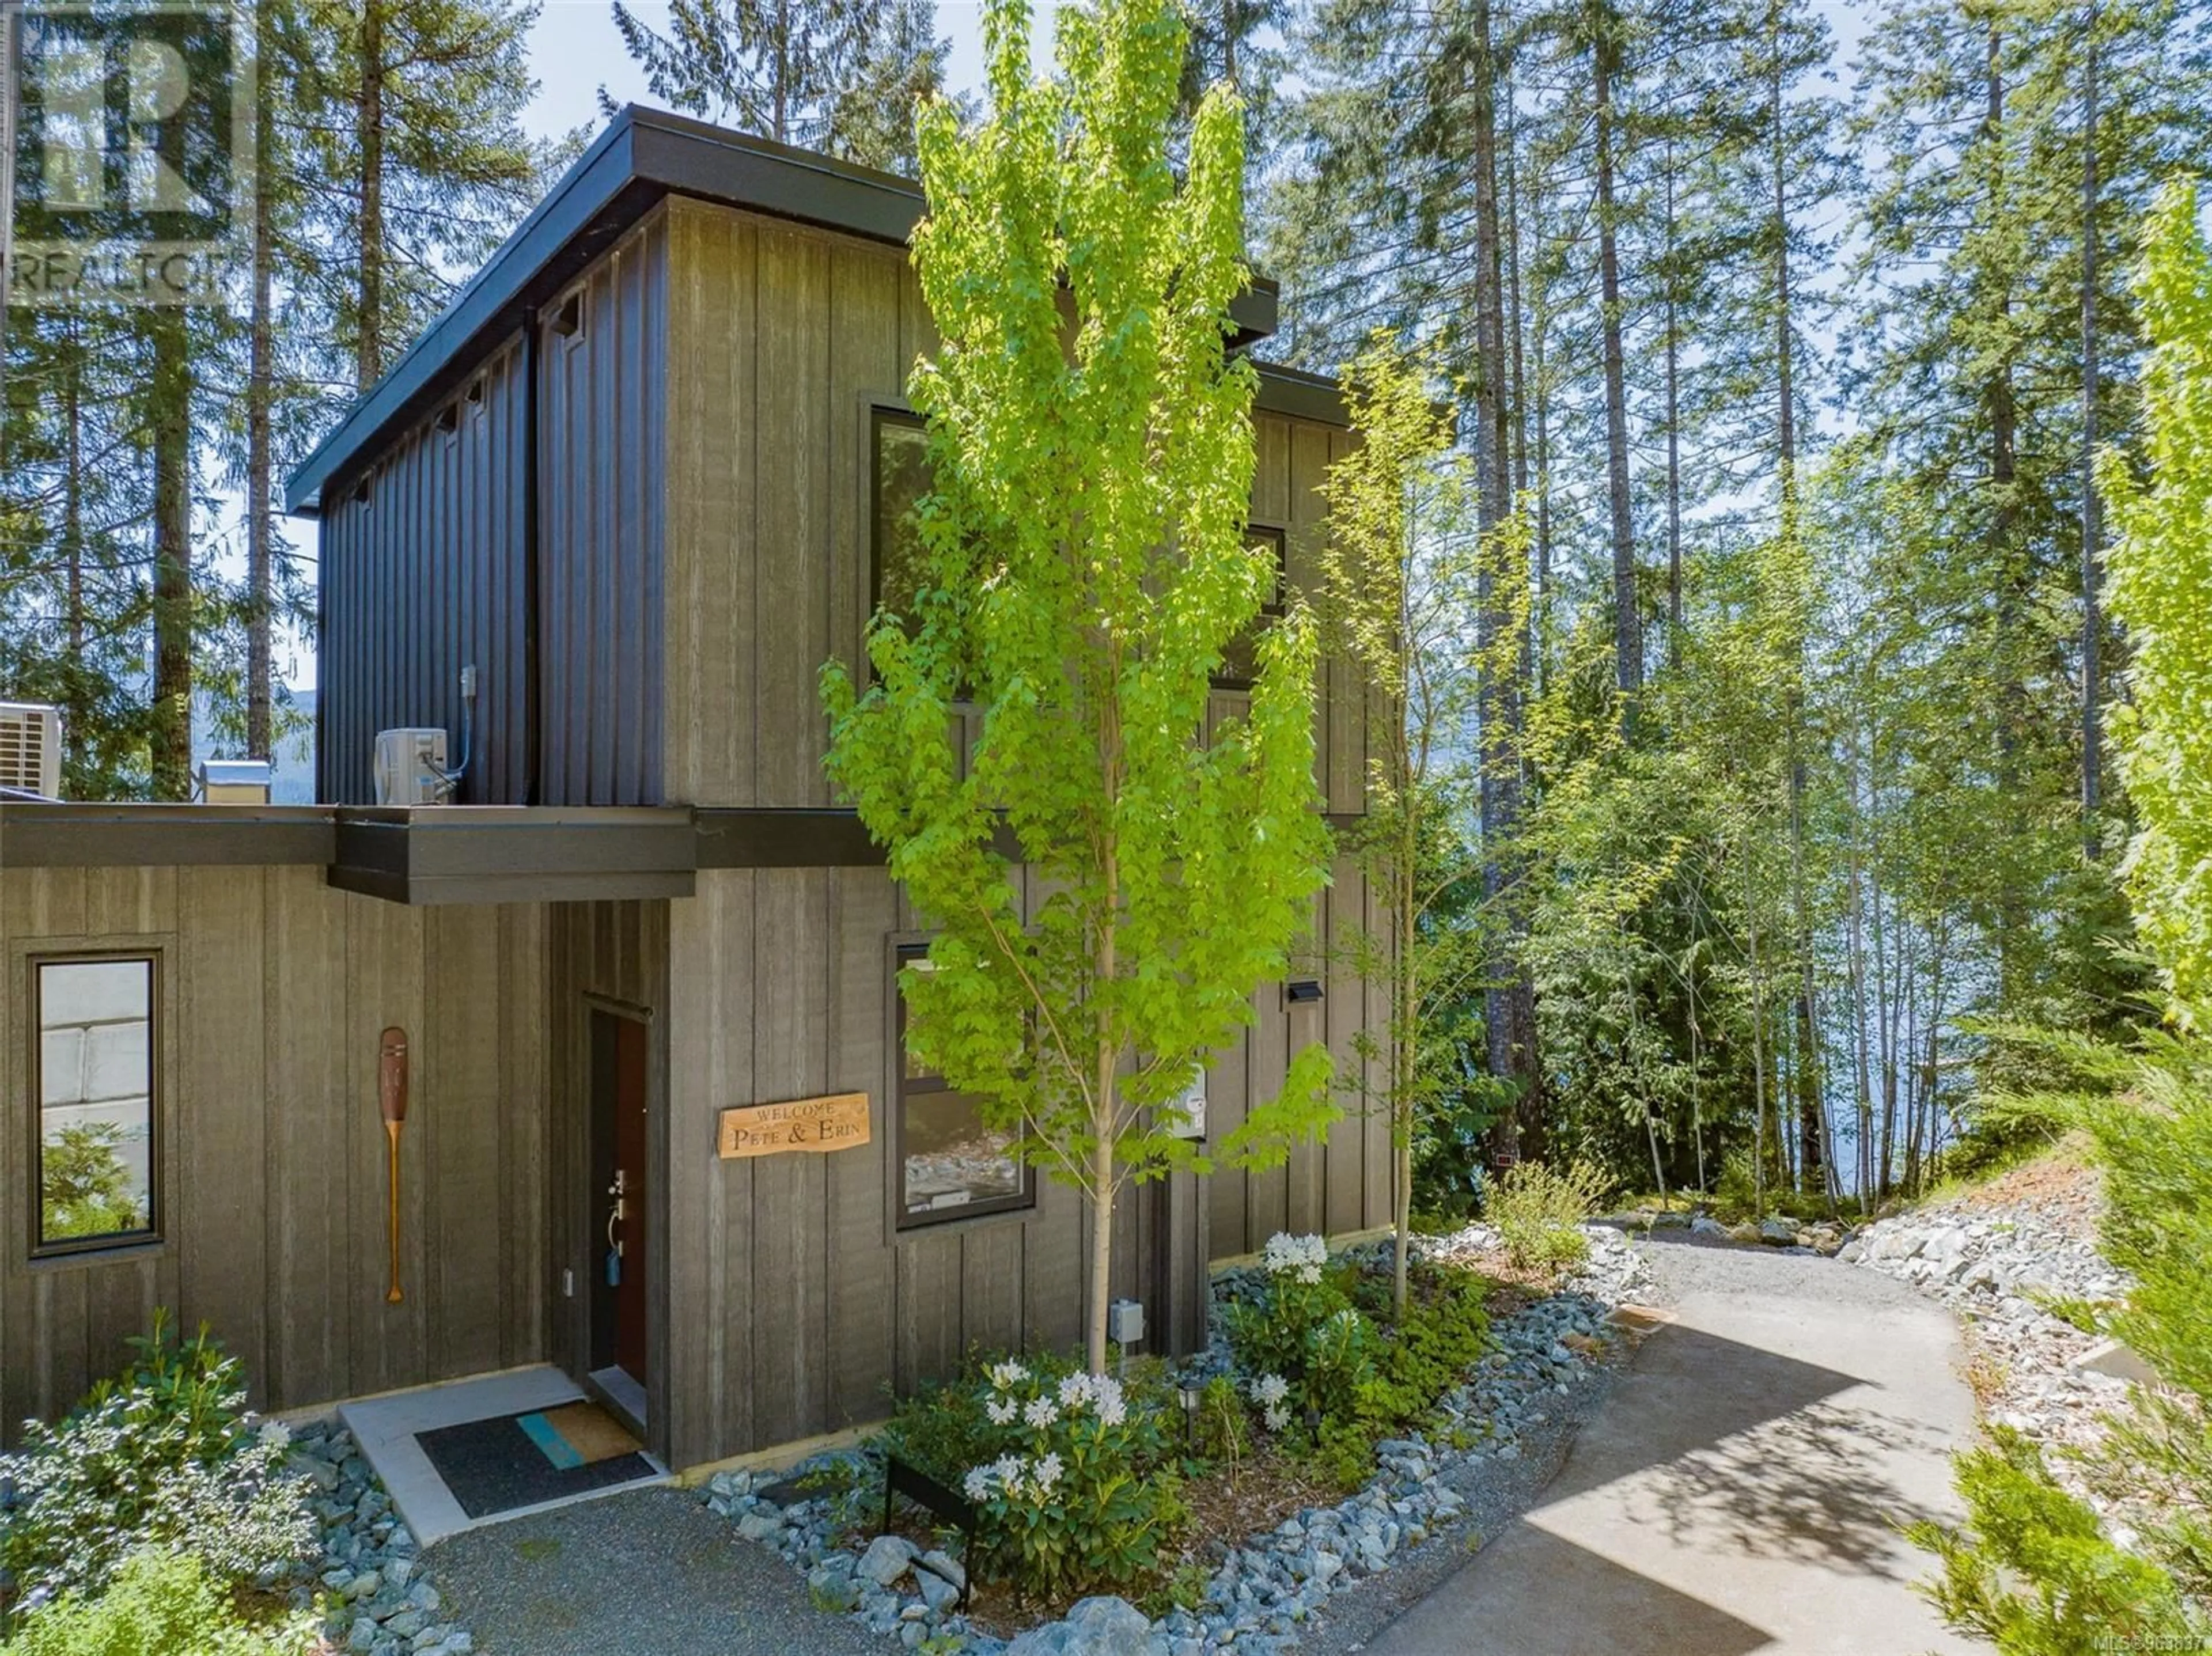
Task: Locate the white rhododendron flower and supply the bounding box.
[988,1359,1031,1390]
[1033,1451,1064,1493]
[986,1396,1018,1426]
[1261,1232,1328,1284]
[1023,1395,1061,1429]
[1058,1373,1090,1409]
[963,1465,995,1503]
[1249,1372,1290,1407]
[1264,1401,1291,1431]
[257,1419,291,1453]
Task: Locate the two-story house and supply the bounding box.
[0,107,1388,1480]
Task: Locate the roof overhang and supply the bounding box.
[285,105,1289,514]
[2,803,1370,903]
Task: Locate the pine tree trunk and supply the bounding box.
[247,44,275,760]
[2078,2,2102,848]
[1984,25,2028,1009]
[1663,137,1682,651]
[1593,5,1639,719]
[63,323,85,781]
[358,0,387,389]
[150,310,193,799]
[1472,0,1540,1167]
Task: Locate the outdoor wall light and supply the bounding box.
[1284,979,1325,1007]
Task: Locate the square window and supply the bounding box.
[34,956,157,1251]
[895,945,1032,1227]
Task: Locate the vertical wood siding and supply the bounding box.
[0,867,549,1439]
[317,340,532,805]
[657,868,1179,1469]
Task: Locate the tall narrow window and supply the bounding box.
[872,410,934,630]
[1213,525,1289,689]
[35,957,156,1251]
[895,945,1032,1227]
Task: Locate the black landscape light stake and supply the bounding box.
[1179,1380,1203,1451]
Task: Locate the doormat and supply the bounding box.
[416,1408,658,1520]
[522,1401,642,1468]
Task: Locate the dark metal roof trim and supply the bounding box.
[0,804,336,866]
[1253,362,1353,429]
[285,105,1288,515]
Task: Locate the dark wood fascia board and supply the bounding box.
[287,105,1283,514]
[0,804,336,867]
[327,806,698,904]
[694,807,882,869]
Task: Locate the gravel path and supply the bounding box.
[429,1487,899,1656]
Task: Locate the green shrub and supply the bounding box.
[1188,1375,1249,1468]
[1,1546,321,1655]
[1911,1428,2203,1653]
[1355,1264,1493,1431]
[877,1354,1183,1601]
[1222,1234,1377,1431]
[1913,1006,2212,1649]
[1486,1161,1609,1279]
[0,1317,313,1604]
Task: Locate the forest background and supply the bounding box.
[5,0,2206,1212]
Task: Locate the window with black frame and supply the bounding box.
[1213,525,1289,689]
[33,955,157,1252]
[895,945,1032,1226]
[873,410,934,631]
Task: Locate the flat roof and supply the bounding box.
[285,105,1330,515]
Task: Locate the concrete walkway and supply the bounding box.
[1358,1239,1980,1656]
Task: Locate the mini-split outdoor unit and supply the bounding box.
[373,727,449,806]
[0,702,64,799]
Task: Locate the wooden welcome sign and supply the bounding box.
[718,1092,871,1159]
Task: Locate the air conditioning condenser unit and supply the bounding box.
[373,727,449,806]
[0,702,63,798]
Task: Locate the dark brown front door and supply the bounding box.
[590,1009,650,1393]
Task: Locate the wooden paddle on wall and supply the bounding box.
[379,1028,410,1303]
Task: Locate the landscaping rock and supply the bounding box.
[1759,1217,1800,1245]
[857,1533,918,1588]
[1005,1596,1153,1656]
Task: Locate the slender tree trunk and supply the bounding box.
[1505,83,1528,503]
[2078,1,2102,848]
[1846,720,1874,1215]
[1592,2,1639,719]
[357,0,386,389]
[1663,135,1682,651]
[1392,849,1416,1318]
[1472,0,1540,1166]
[1768,0,1822,1199]
[1744,844,1770,1217]
[150,310,193,799]
[1983,24,2031,1009]
[63,323,85,780]
[1089,825,1120,1375]
[248,41,276,760]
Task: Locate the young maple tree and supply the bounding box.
[1317,333,1499,1320]
[821,0,1337,1373]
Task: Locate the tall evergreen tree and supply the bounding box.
[608,0,955,172]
